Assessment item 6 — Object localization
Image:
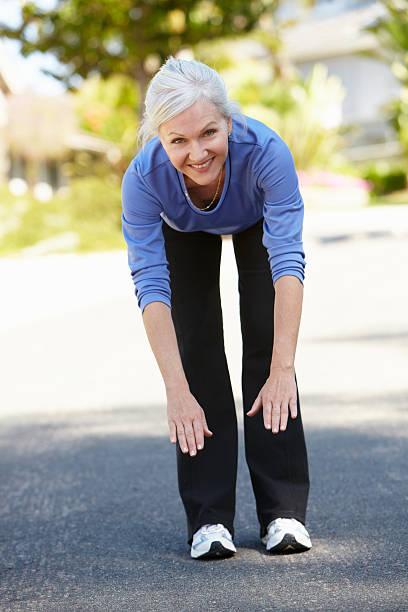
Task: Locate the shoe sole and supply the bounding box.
[193,541,236,560]
[267,533,311,554]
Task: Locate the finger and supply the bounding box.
[176,424,189,454]
[289,397,298,419]
[280,404,289,431]
[168,421,177,444]
[201,413,213,438]
[183,423,197,457]
[263,400,272,430]
[192,419,204,451]
[247,395,262,417]
[271,402,281,434]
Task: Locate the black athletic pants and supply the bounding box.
[162,218,310,543]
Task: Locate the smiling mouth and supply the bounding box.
[189,158,213,169]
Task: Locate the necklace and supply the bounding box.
[184,165,224,211]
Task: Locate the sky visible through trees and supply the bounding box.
[1,0,63,95]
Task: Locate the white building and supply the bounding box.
[279,0,403,161]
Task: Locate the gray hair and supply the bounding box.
[138,56,243,145]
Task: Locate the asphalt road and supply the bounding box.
[1,206,407,611]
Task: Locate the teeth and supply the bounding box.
[191,159,212,169]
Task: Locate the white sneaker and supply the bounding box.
[191,524,236,559]
[262,518,312,553]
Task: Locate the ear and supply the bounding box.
[227,116,232,135]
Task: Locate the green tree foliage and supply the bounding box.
[233,62,345,170]
[366,0,408,153]
[0,0,281,109]
[74,74,140,167]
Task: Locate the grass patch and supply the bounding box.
[369,189,408,207]
[0,178,125,256]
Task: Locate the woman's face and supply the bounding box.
[159,98,231,188]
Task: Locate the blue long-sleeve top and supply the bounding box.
[121,115,306,313]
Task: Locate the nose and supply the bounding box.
[188,140,208,163]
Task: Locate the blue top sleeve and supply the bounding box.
[121,161,171,313]
[253,134,306,285]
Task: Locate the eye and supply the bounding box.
[171,138,184,144]
[204,129,216,136]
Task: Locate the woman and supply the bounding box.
[122,57,311,560]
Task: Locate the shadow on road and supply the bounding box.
[0,397,407,611]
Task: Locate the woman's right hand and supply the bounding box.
[166,386,213,457]
[142,302,212,457]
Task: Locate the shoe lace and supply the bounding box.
[274,518,294,528]
[202,523,226,534]
[272,518,307,535]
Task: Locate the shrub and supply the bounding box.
[0,177,124,255]
[362,163,407,196]
[233,63,345,170]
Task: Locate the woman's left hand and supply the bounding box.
[246,366,298,433]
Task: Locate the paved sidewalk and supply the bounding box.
[0,206,407,610]
[304,203,408,241]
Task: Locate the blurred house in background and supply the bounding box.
[0,40,120,200]
[0,39,21,188]
[280,0,402,162]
